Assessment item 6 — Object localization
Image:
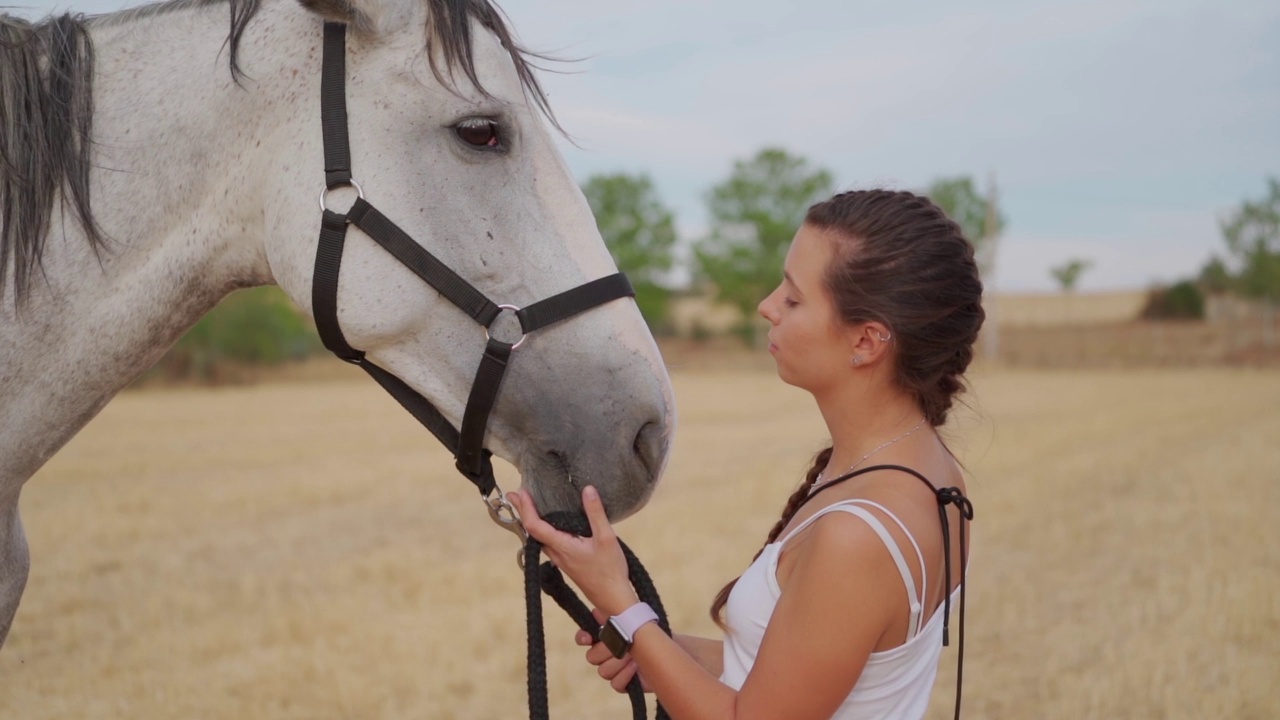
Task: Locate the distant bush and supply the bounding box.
[150,287,322,382]
[1141,281,1206,320]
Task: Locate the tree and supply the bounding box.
[1141,281,1206,320]
[582,173,678,331]
[1198,255,1233,294]
[155,287,322,382]
[1050,258,1092,293]
[694,148,834,342]
[925,176,1006,280]
[926,174,1007,360]
[1220,177,1280,301]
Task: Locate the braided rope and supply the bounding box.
[524,511,672,720]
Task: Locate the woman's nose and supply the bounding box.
[758,295,776,324]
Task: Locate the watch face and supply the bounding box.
[601,620,630,659]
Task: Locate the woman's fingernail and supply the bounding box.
[584,485,598,501]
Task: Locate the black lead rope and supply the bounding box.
[801,463,973,720]
[527,512,672,720]
[310,20,670,720]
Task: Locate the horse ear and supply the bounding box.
[296,0,377,32]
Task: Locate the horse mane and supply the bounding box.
[0,13,100,305]
[0,0,555,305]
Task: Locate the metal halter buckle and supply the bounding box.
[484,304,528,350]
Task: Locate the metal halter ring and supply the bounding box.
[485,304,528,350]
[318,179,365,213]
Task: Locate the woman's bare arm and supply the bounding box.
[674,634,723,677]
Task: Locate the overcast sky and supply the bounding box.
[12,0,1280,291]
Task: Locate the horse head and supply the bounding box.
[249,0,675,519]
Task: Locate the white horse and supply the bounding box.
[0,0,675,648]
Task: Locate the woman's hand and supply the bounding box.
[507,485,640,616]
[576,608,651,693]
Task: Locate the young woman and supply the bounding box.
[510,189,983,720]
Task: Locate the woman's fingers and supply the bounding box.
[609,661,638,693]
[581,608,643,694]
[582,646,640,694]
[585,640,615,666]
[581,485,615,542]
[507,489,569,549]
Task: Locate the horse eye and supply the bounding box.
[454,118,502,149]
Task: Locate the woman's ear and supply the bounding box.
[847,322,893,367]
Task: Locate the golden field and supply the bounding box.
[1,362,1278,719]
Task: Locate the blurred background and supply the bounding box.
[2,0,1277,718]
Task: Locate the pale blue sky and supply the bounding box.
[11,0,1280,291]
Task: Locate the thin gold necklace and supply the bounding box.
[809,417,928,496]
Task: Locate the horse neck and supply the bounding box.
[0,2,315,489]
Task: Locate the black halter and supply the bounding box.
[311,21,632,501]
[310,21,668,720]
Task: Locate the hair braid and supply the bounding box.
[709,447,831,628]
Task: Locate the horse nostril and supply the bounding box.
[632,420,666,482]
[546,449,571,480]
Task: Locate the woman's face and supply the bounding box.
[758,224,853,393]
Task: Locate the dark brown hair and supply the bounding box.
[710,189,985,627]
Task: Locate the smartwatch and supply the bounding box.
[599,602,659,659]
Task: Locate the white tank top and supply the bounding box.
[719,499,961,720]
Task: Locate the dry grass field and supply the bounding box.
[2,362,1278,719]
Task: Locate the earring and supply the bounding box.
[851,355,863,366]
[876,331,892,342]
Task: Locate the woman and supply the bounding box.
[510,189,983,720]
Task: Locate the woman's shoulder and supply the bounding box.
[778,500,913,583]
[798,461,960,541]
[774,507,913,628]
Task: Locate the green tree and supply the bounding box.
[1198,255,1233,294]
[1220,177,1280,301]
[582,173,678,331]
[156,287,322,382]
[1141,281,1205,320]
[694,148,834,343]
[1050,258,1092,293]
[925,176,1005,278]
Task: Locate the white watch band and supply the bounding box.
[610,601,659,643]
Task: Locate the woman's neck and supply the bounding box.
[814,376,928,480]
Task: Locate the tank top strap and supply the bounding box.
[779,499,928,638]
